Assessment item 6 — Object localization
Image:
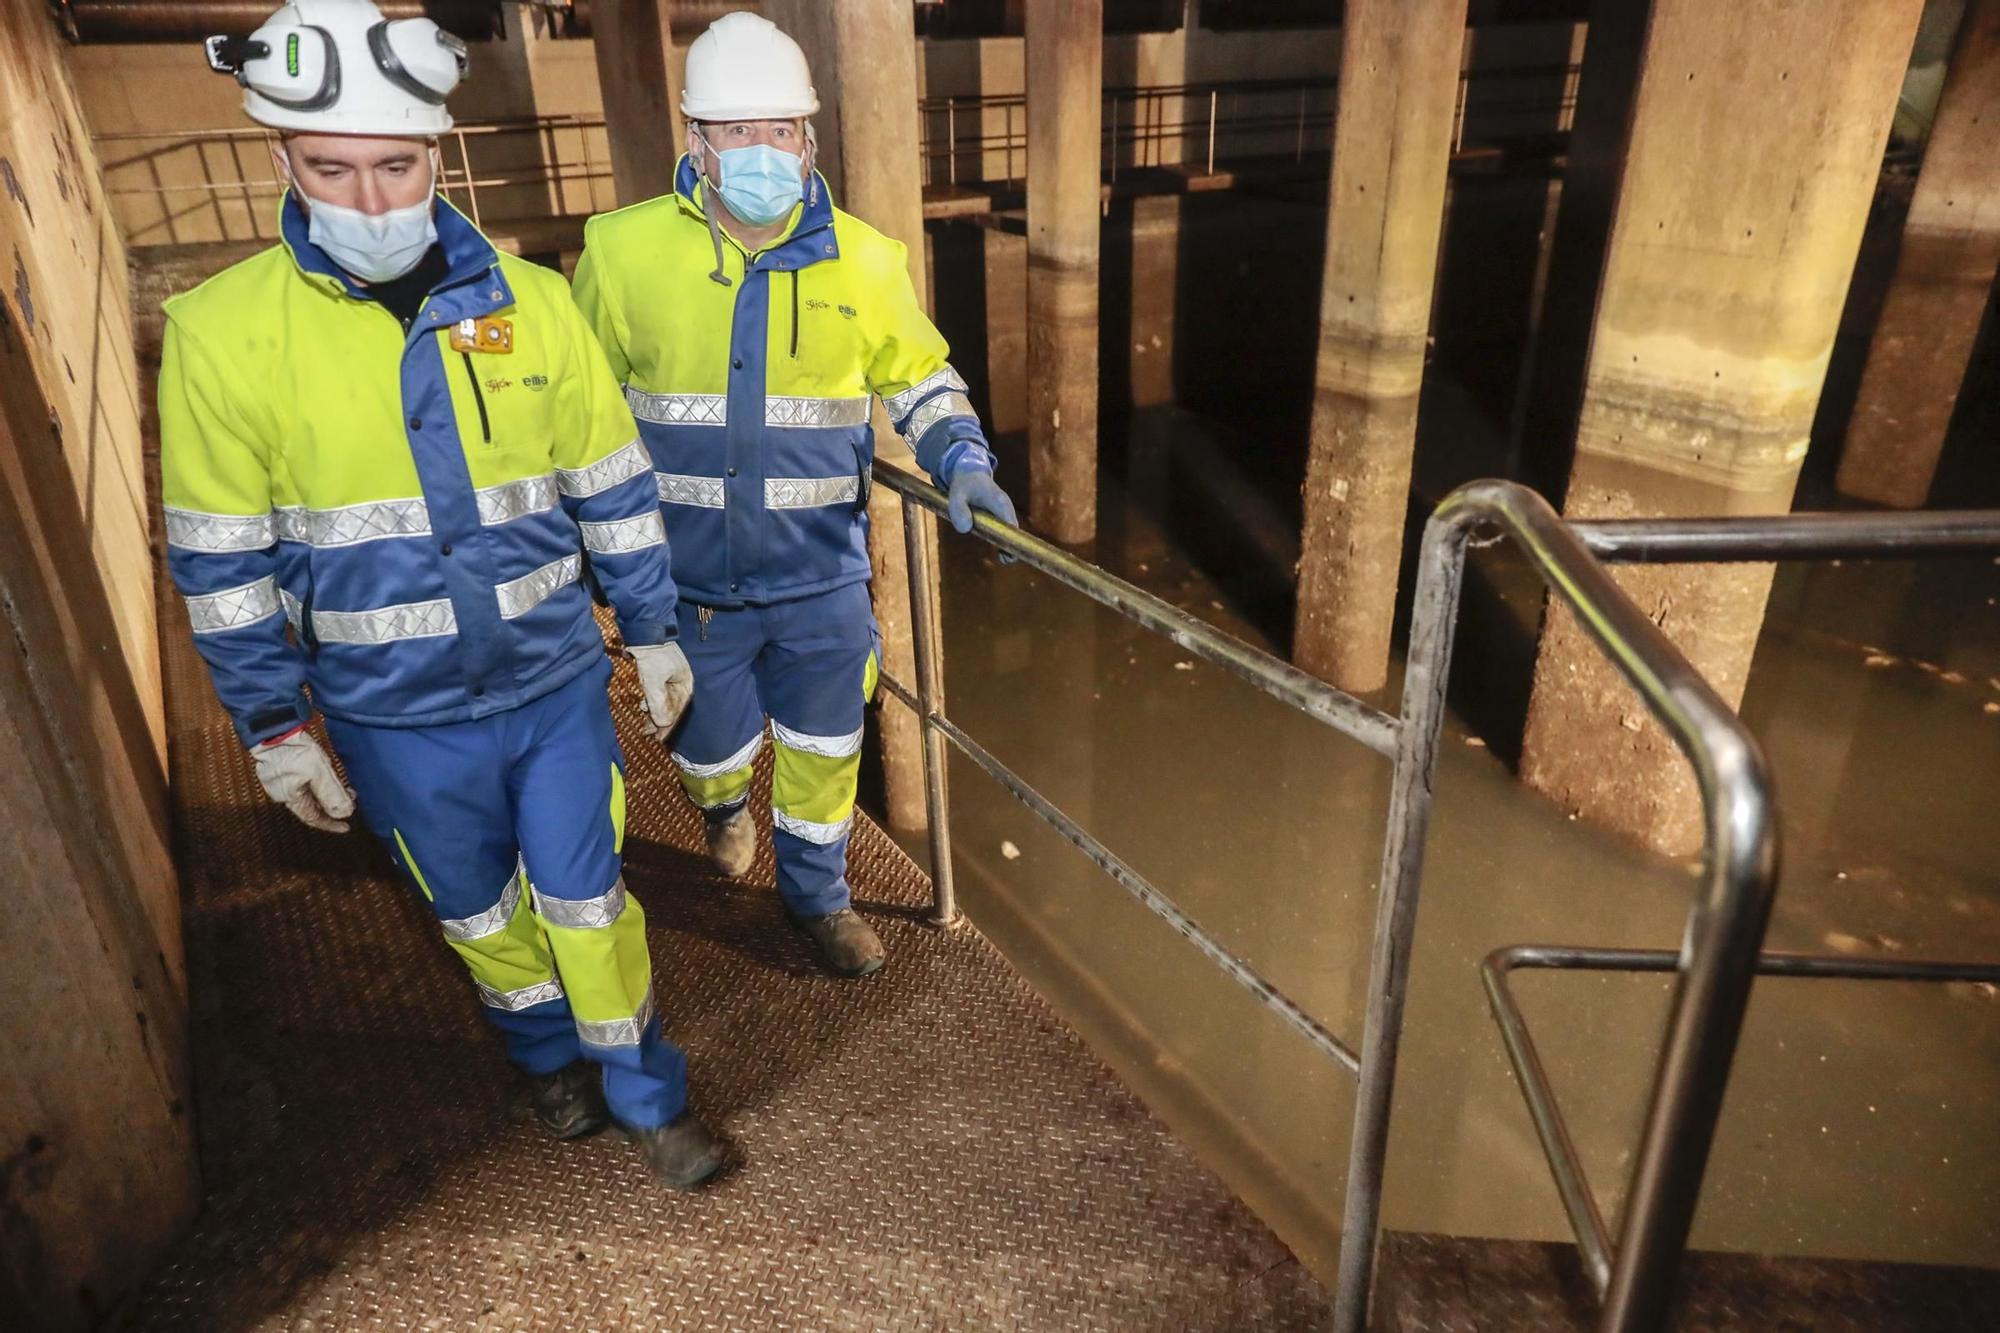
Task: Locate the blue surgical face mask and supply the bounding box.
[708,140,806,226]
[286,151,440,283]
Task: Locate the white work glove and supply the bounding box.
[629,641,695,741]
[250,728,356,834]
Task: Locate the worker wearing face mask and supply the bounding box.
[572,12,1018,979]
[163,0,721,1188]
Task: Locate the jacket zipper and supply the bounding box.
[459,351,492,444]
[790,269,800,359]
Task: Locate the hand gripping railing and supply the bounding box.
[868,462,2000,1333]
[873,463,1398,1076]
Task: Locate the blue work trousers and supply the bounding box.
[326,657,687,1130]
[668,582,879,918]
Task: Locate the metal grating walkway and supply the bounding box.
[121,252,2000,1332]
[120,593,1332,1329]
[1370,1233,2000,1331]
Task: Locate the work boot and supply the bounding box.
[629,1113,725,1190]
[525,1061,610,1140]
[792,908,886,978]
[705,806,756,879]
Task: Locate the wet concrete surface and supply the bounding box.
[884,403,2000,1285]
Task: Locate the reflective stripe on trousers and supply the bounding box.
[323,658,688,1129]
[666,584,879,918]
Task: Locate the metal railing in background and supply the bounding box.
[917,63,1580,191]
[94,63,1582,243]
[94,115,616,242]
[868,463,2000,1333]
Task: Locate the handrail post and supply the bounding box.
[861,465,1842,1329]
[1333,479,1785,1333]
[901,494,958,926]
[456,128,481,227]
[1207,88,1218,174]
[1329,496,1472,1333]
[1108,95,1118,182]
[1600,730,1776,1330]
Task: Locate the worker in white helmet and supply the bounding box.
[165,0,723,1188]
[573,12,1019,978]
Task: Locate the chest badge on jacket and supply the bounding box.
[450,316,514,354]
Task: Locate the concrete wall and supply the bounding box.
[1,2,194,1326]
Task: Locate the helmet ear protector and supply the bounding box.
[367,19,469,105]
[207,24,340,113]
[205,18,465,113]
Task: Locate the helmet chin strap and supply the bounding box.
[689,121,813,288]
[702,205,735,289]
[690,125,734,289]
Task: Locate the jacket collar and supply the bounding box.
[280,192,512,324]
[671,152,840,271]
[280,192,506,309]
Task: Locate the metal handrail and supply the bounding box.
[95,115,618,236]
[1331,480,1781,1333]
[871,460,2000,1333]
[870,465,1387,1075]
[1482,941,2000,1295]
[871,465,1775,1330]
[917,63,1580,186]
[1571,508,2000,562]
[97,61,1582,235]
[1472,503,2000,1326]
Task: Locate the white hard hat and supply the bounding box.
[681,12,819,123]
[204,0,468,136]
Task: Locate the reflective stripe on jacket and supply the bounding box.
[570,155,994,608]
[160,196,676,744]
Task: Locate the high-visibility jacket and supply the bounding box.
[571,156,994,609]
[160,197,676,746]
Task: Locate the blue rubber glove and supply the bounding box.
[945,467,1018,536]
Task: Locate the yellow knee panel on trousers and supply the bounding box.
[398,836,560,1000]
[447,885,560,999]
[534,882,654,1027]
[771,743,861,828]
[679,762,755,812]
[770,646,873,829]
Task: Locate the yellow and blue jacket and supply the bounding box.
[160,197,676,745]
[571,156,994,608]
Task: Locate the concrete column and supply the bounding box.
[1024,0,1102,545]
[1836,0,2000,508]
[1520,0,1924,857]
[765,0,942,832]
[590,0,683,208]
[1292,0,1470,694]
